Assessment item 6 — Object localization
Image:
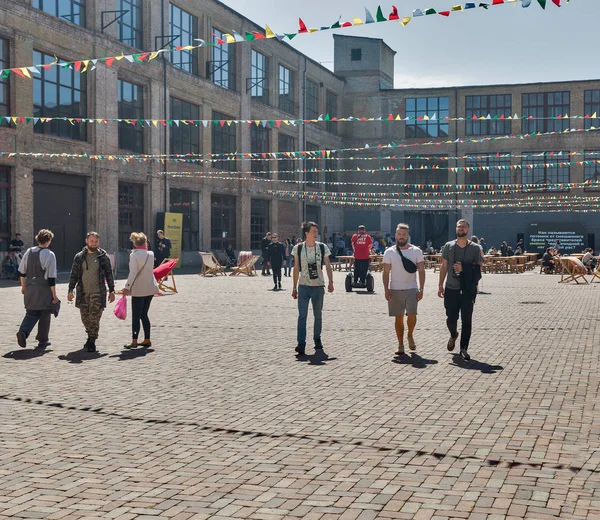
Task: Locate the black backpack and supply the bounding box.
[298,243,326,271]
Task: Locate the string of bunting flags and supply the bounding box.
[0,0,566,79]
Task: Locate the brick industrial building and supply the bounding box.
[0,1,599,268]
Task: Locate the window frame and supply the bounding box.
[584,90,600,131]
[305,142,320,186]
[250,199,270,250]
[404,155,449,193]
[521,152,570,192]
[405,97,449,139]
[351,48,362,61]
[584,150,600,192]
[169,3,198,75]
[522,91,570,134]
[325,90,338,134]
[305,80,319,120]
[118,79,144,153]
[33,0,86,27]
[33,50,87,141]
[250,125,269,177]
[169,188,200,251]
[465,94,512,136]
[464,154,512,185]
[278,64,295,115]
[117,0,143,49]
[210,28,237,91]
[118,182,144,250]
[212,111,237,171]
[211,194,237,250]
[278,133,295,181]
[0,39,9,123]
[170,96,200,155]
[250,49,269,104]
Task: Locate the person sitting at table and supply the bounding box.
[225,244,237,267]
[541,247,555,274]
[582,248,597,272]
[516,239,524,254]
[427,246,437,255]
[500,241,509,257]
[487,247,497,256]
[506,246,515,257]
[515,245,523,255]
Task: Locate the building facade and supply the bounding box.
[0,3,599,269]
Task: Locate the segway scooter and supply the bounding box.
[345,270,375,293]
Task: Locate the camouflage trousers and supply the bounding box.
[80,293,104,340]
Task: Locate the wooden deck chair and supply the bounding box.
[589,263,600,283]
[154,258,179,293]
[559,257,589,285]
[230,255,260,277]
[199,252,226,277]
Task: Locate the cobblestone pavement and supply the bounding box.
[0,270,599,520]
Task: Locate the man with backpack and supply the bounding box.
[291,222,334,356]
[383,223,425,356]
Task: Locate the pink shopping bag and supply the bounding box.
[114,294,127,320]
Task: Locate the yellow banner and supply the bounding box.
[164,212,183,268]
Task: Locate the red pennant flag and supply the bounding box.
[552,0,560,5]
[276,120,281,128]
[492,0,504,4]
[298,18,308,33]
[74,61,82,72]
[439,11,450,16]
[342,22,353,27]
[389,6,399,20]
[388,114,394,121]
[252,32,265,40]
[219,120,226,127]
[105,57,114,67]
[43,64,52,70]
[13,68,26,78]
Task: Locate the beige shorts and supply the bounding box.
[388,289,418,316]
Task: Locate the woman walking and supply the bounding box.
[16,229,58,349]
[122,232,158,349]
[284,238,293,277]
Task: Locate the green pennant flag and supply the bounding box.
[537,0,546,7]
[268,120,275,127]
[479,3,490,8]
[167,120,173,126]
[133,54,143,62]
[324,114,331,121]
[1,70,9,79]
[376,6,387,22]
[285,33,297,40]
[245,32,255,41]
[425,8,437,14]
[25,118,32,124]
[331,20,341,29]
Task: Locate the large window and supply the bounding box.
[0,40,9,121]
[584,90,600,131]
[117,0,143,49]
[251,125,269,177]
[406,97,449,138]
[325,90,338,134]
[465,95,512,136]
[306,80,319,120]
[250,50,269,104]
[118,80,144,153]
[306,142,320,186]
[170,97,200,155]
[212,111,237,171]
[278,65,295,114]
[211,195,236,250]
[404,156,449,193]
[584,151,600,191]
[0,168,9,251]
[325,156,337,192]
[251,199,270,249]
[33,51,87,141]
[465,155,512,185]
[278,134,295,180]
[169,189,199,251]
[34,0,86,26]
[522,92,570,134]
[521,152,570,189]
[118,183,144,250]
[170,4,198,74]
[210,28,236,90]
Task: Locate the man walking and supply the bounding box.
[154,229,172,268]
[261,232,272,276]
[351,225,373,286]
[267,233,285,291]
[383,224,425,356]
[438,219,482,361]
[68,232,116,352]
[291,222,334,355]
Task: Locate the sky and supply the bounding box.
[220,0,599,88]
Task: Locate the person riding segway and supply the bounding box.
[346,225,375,293]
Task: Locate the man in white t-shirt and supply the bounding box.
[383,223,425,356]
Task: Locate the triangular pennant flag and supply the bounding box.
[551,0,560,5]
[353,17,364,25]
[298,18,308,33]
[376,6,387,22]
[364,8,375,23]
[425,8,437,15]
[401,17,411,25]
[451,4,463,10]
[413,9,424,16]
[265,24,276,38]
[439,11,450,16]
[537,0,546,7]
[389,6,399,20]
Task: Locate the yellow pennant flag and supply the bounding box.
[224,34,236,44]
[21,68,31,78]
[265,24,276,39]
[149,52,160,61]
[81,60,89,72]
[451,5,463,10]
[401,17,411,26]
[353,18,364,25]
[592,112,597,119]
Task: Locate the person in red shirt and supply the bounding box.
[351,225,373,285]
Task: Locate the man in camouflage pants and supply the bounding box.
[68,232,115,352]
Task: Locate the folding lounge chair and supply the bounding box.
[199,252,226,277]
[230,255,260,277]
[559,257,588,285]
[154,258,179,293]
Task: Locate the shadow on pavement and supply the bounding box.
[3,346,53,360]
[295,350,337,366]
[109,347,155,361]
[450,354,504,374]
[392,352,439,369]
[58,348,109,364]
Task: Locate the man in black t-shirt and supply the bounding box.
[10,234,24,254]
[154,230,172,267]
[267,233,286,290]
[261,232,272,276]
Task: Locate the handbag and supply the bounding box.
[396,245,418,274]
[114,294,127,320]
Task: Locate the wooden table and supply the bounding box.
[336,256,354,271]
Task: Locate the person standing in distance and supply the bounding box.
[383,224,425,356]
[438,219,483,361]
[267,233,286,291]
[351,225,373,286]
[16,229,58,349]
[67,232,116,352]
[261,232,272,276]
[291,222,334,355]
[154,230,172,268]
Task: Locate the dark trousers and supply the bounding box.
[272,266,282,285]
[444,288,476,350]
[132,296,153,340]
[354,259,370,284]
[261,254,270,274]
[19,310,52,344]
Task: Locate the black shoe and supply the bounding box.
[459,348,470,361]
[295,344,306,356]
[447,335,458,351]
[87,339,97,353]
[36,342,51,349]
[273,284,278,291]
[278,283,282,290]
[314,339,324,350]
[16,331,26,348]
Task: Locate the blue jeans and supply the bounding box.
[19,310,52,344]
[297,285,325,346]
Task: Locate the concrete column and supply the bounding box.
[201,189,211,251]
[380,209,392,235]
[90,0,117,37]
[240,193,251,250]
